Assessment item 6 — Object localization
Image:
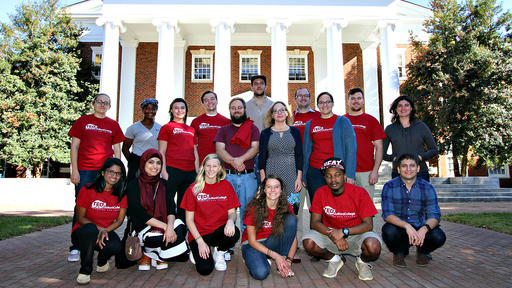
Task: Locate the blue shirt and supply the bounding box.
[381,177,441,228]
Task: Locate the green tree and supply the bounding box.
[402,0,512,176]
[0,0,98,177]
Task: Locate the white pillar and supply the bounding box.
[324,20,347,115]
[96,18,125,120]
[211,19,234,117]
[118,40,139,132]
[174,41,186,101]
[153,18,178,125]
[267,20,290,104]
[379,22,400,126]
[361,41,380,121]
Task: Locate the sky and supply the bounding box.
[0,0,511,25]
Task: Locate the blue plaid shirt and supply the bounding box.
[381,177,441,228]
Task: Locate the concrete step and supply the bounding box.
[437,196,512,202]
[431,177,500,187]
[437,191,512,197]
[435,188,512,193]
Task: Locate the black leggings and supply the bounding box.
[166,166,196,222]
[189,224,240,275]
[382,222,446,255]
[71,223,121,275]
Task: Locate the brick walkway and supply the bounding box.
[1,202,511,287]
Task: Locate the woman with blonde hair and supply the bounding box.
[181,154,240,275]
[241,175,298,280]
[259,101,303,213]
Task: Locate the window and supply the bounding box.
[91,46,102,80]
[240,55,260,81]
[397,48,407,80]
[192,54,213,82]
[238,49,262,82]
[288,49,309,82]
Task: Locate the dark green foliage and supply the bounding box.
[402,0,512,175]
[0,0,98,175]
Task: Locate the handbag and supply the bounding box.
[125,223,142,261]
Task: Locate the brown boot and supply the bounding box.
[393,253,406,268]
[139,254,151,271]
[416,250,430,266]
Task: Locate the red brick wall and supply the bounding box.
[134,43,158,122]
[184,46,215,117]
[343,44,364,112]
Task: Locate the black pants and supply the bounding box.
[381,222,446,255]
[166,166,196,222]
[189,224,240,275]
[71,223,121,275]
[142,222,189,262]
[126,153,141,184]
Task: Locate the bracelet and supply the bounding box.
[195,236,202,241]
[285,256,293,264]
[266,248,271,256]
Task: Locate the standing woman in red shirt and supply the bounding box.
[73,158,128,284]
[158,98,199,222]
[67,93,125,262]
[181,154,240,275]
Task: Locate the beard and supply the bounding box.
[329,184,344,196]
[253,91,265,97]
[350,106,362,112]
[231,113,247,124]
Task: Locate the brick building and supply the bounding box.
[68,0,430,131]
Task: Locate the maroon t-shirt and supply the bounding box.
[213,123,260,170]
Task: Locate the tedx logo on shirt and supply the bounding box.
[173,127,194,136]
[262,220,272,229]
[293,120,306,127]
[196,193,227,202]
[85,124,112,134]
[199,123,222,129]
[323,206,355,218]
[312,126,333,133]
[91,200,120,211]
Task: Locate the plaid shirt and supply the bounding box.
[381,177,441,228]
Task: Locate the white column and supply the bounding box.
[153,18,178,125]
[211,19,234,117]
[118,40,139,132]
[96,18,125,120]
[361,41,380,121]
[379,22,400,126]
[174,41,186,101]
[267,20,290,104]
[324,20,347,115]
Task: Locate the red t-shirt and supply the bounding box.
[310,184,377,229]
[344,113,386,172]
[241,203,295,243]
[213,123,260,170]
[293,110,320,139]
[191,113,231,163]
[157,121,197,171]
[309,115,337,169]
[181,180,240,242]
[72,186,128,232]
[68,114,125,170]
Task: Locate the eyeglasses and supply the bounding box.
[296,94,310,99]
[106,169,122,177]
[95,100,110,106]
[318,101,333,106]
[272,109,287,114]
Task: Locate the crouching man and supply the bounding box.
[302,157,381,280]
[381,153,446,268]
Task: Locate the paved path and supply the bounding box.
[0,202,511,287]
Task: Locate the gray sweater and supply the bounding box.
[383,120,438,174]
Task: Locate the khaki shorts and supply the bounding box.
[302,229,382,256]
[355,171,375,200]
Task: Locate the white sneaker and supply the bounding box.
[213,247,227,271]
[68,249,80,262]
[322,254,344,278]
[355,257,373,280]
[151,259,168,270]
[96,262,109,273]
[76,273,90,284]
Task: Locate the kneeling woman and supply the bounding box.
[181,154,241,275]
[126,148,188,271]
[241,176,298,280]
[72,158,128,285]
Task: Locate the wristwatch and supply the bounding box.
[424,223,432,232]
[342,227,350,238]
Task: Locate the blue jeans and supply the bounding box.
[306,166,326,203]
[226,173,258,233]
[241,214,297,280]
[71,169,99,251]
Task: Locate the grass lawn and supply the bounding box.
[444,212,512,235]
[0,216,72,240]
